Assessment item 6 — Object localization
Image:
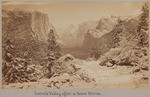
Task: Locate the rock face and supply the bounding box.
[2,9,33,42]
[60,16,118,48]
[75,20,99,47]
[96,16,118,34]
[82,28,118,54]
[2,9,56,64]
[31,11,55,41]
[59,20,98,48]
[82,16,118,52]
[2,9,56,42]
[82,16,139,58]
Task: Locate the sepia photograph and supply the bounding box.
[1,1,149,89]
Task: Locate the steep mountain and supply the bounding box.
[82,16,119,51]
[96,15,118,34]
[58,24,78,48]
[58,20,98,48]
[82,16,140,58]
[2,9,56,64]
[62,16,118,48]
[75,20,99,46]
[31,11,56,41]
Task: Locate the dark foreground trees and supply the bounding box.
[2,39,40,84]
[137,3,149,46]
[43,29,61,78]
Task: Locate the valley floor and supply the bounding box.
[2,60,149,89]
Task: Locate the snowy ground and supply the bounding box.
[2,59,148,89]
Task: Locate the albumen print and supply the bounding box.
[2,1,149,89]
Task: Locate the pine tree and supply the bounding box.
[137,3,149,46]
[2,39,40,84]
[45,29,61,78]
[138,3,149,32]
[47,29,61,60]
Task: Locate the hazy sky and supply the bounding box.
[2,1,145,28]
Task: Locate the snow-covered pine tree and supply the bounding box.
[47,29,61,60]
[44,29,61,78]
[137,3,149,46]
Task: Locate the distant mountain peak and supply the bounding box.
[31,10,56,42]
